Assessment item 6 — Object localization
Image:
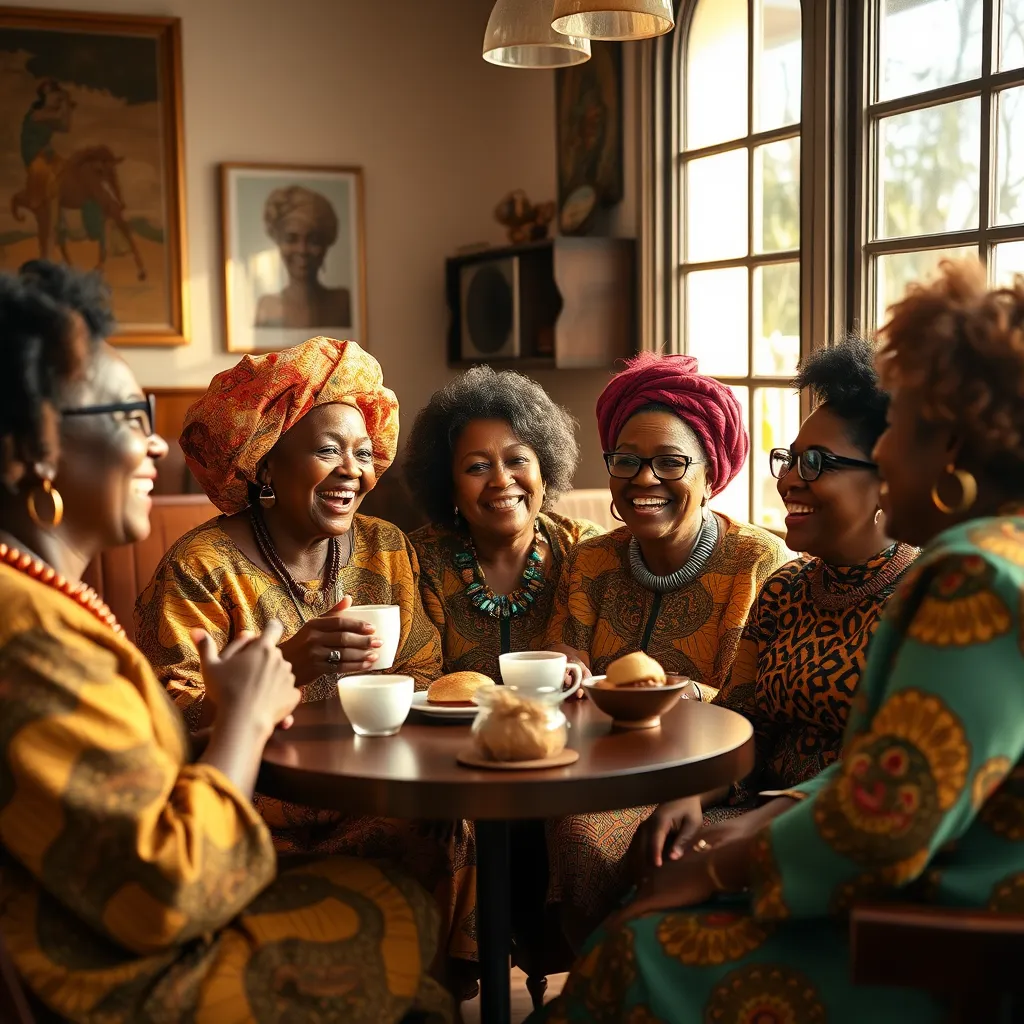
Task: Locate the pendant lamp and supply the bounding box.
[550,0,675,40]
[483,0,592,68]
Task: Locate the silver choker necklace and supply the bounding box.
[628,511,720,593]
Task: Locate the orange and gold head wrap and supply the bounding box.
[180,337,399,514]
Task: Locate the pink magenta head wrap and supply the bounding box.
[596,353,749,496]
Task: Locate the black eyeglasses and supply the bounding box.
[61,394,156,437]
[769,447,876,482]
[604,452,704,481]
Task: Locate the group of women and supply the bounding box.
[0,255,1022,1024]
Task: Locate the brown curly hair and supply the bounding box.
[876,259,1024,480]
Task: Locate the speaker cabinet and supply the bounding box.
[459,256,521,360]
[446,237,635,369]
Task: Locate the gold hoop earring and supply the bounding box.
[931,463,977,515]
[874,508,883,526]
[610,499,624,524]
[27,478,63,528]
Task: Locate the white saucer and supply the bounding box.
[411,691,479,720]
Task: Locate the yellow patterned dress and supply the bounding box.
[711,544,917,814]
[0,561,450,1024]
[534,511,1024,1024]
[410,512,602,678]
[135,515,478,964]
[542,514,788,929]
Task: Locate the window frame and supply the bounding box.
[848,0,1024,330]
[657,0,850,527]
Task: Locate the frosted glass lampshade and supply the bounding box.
[483,0,592,68]
[551,0,675,40]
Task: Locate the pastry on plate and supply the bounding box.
[427,670,493,707]
[599,651,667,689]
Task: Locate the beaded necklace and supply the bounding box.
[249,507,345,622]
[0,542,124,636]
[809,542,918,611]
[454,520,546,619]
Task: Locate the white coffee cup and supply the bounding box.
[348,604,401,670]
[498,651,583,701]
[337,673,414,737]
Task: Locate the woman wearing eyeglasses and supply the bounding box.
[634,337,919,871]
[542,352,788,946]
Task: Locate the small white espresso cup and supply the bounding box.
[348,604,401,670]
[337,674,414,737]
[498,651,583,700]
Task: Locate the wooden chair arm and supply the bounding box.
[851,903,1024,993]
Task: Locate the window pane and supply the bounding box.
[874,246,977,327]
[753,386,801,531]
[710,386,750,522]
[995,85,1024,226]
[686,268,749,376]
[753,262,800,376]
[754,137,800,253]
[993,240,1024,284]
[877,98,980,239]
[754,0,801,132]
[686,0,748,150]
[1001,0,1024,70]
[878,0,983,102]
[686,149,749,262]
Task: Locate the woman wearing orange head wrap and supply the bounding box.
[540,352,789,949]
[136,339,478,983]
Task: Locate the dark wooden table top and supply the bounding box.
[258,696,754,820]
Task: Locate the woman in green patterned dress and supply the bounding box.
[532,259,1024,1023]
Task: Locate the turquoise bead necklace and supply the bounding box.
[454,520,546,619]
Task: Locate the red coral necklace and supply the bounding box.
[0,541,125,636]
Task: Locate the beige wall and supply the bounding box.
[12,0,637,488]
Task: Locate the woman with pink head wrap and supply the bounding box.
[540,352,788,948]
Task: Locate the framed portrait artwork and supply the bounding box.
[220,163,367,353]
[0,7,188,346]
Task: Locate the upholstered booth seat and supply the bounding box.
[82,494,218,644]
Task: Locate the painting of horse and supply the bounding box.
[0,10,187,346]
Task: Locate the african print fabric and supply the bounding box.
[543,514,788,930]
[713,545,916,806]
[0,562,450,1023]
[411,511,602,679]
[533,511,1024,1023]
[135,515,476,963]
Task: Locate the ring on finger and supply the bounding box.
[327,648,342,665]
[692,838,711,853]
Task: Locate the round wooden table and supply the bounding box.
[259,696,753,1024]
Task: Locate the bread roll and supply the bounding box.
[427,670,493,706]
[472,688,567,761]
[602,651,667,689]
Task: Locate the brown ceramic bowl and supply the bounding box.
[583,674,695,729]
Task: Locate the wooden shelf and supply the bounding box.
[446,236,635,370]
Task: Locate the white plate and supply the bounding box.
[411,691,479,719]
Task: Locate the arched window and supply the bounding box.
[673,0,804,530]
[856,0,1024,327]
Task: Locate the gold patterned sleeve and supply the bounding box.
[390,536,444,690]
[754,546,1024,922]
[0,626,275,955]
[543,543,595,665]
[134,549,231,726]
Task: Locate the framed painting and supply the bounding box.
[555,41,623,233]
[220,163,367,353]
[0,7,188,346]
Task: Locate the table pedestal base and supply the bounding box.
[477,819,512,1024]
